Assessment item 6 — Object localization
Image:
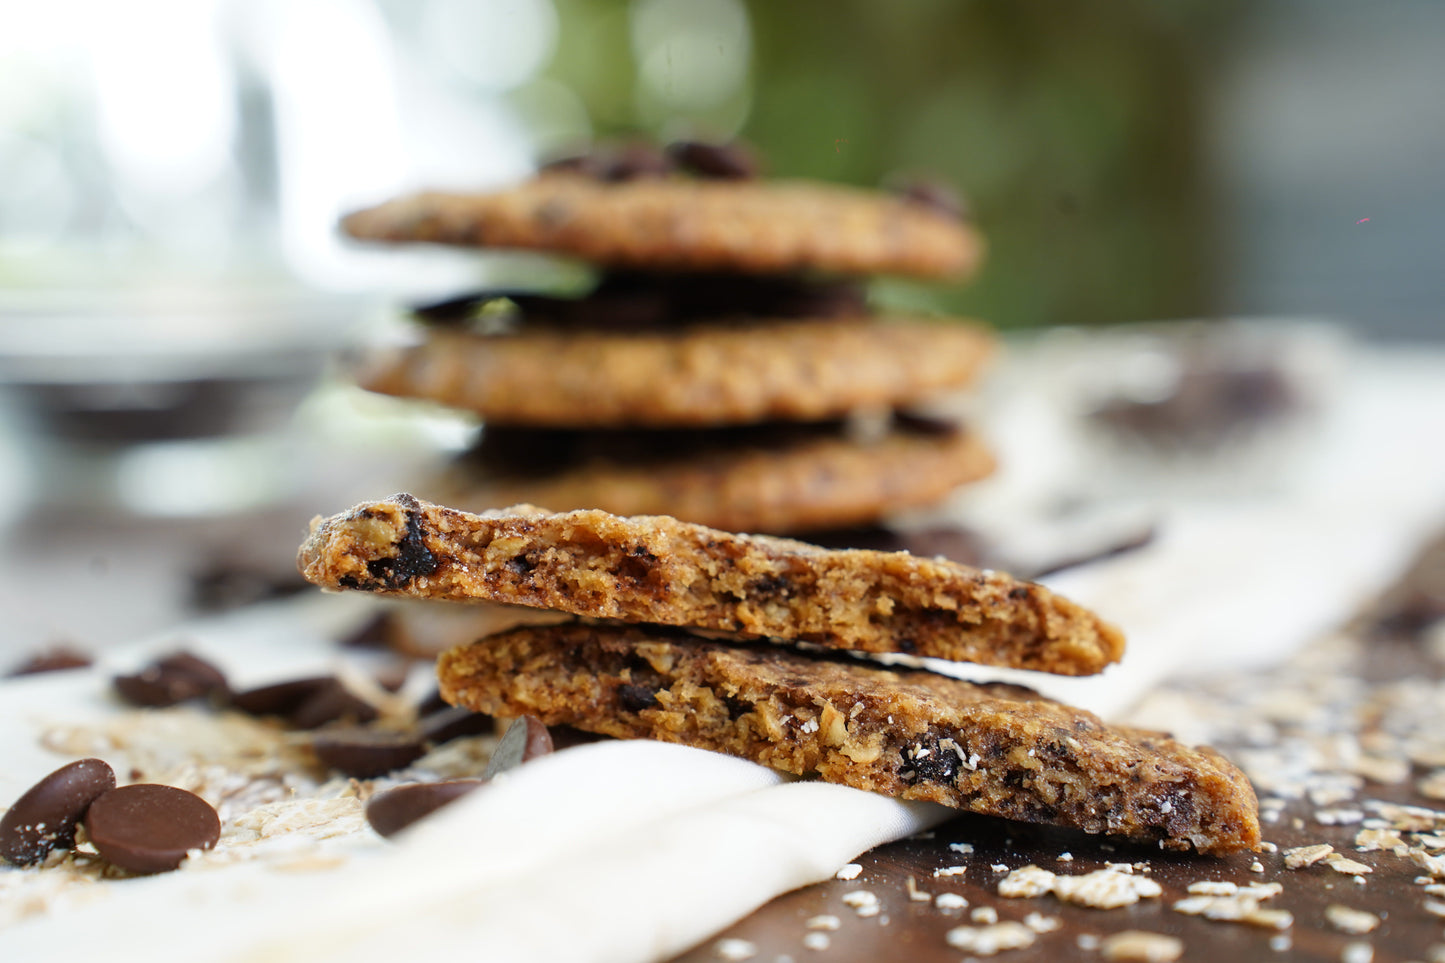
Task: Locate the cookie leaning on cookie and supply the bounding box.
[297,494,1125,676]
[437,622,1261,855]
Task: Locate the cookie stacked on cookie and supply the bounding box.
[298,495,1262,854]
[341,140,995,537]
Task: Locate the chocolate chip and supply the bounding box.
[616,684,660,713]
[113,651,229,708]
[289,679,380,730]
[365,780,486,839]
[5,647,92,678]
[597,142,675,182]
[667,140,759,179]
[338,611,403,650]
[83,784,220,874]
[418,705,495,745]
[312,729,427,778]
[227,676,334,717]
[482,715,554,779]
[362,493,438,589]
[0,758,117,866]
[895,178,970,221]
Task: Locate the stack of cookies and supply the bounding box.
[298,495,1261,855]
[340,140,996,538]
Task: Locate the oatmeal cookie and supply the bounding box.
[340,174,983,279]
[297,496,1125,676]
[429,418,995,535]
[354,317,995,429]
[436,622,1260,854]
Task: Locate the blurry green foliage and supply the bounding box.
[542,0,1243,329]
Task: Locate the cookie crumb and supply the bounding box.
[834,863,862,881]
[934,892,967,911]
[1283,843,1333,868]
[801,933,830,952]
[999,865,1162,909]
[714,938,758,961]
[948,842,974,855]
[1099,930,1183,962]
[904,877,931,903]
[969,906,998,924]
[1324,904,1379,934]
[805,915,840,931]
[933,865,969,878]
[1023,911,1060,934]
[840,890,879,918]
[944,922,1035,956]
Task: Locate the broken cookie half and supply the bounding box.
[437,622,1261,855]
[297,494,1125,676]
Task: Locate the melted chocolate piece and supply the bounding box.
[667,140,759,180]
[418,705,495,745]
[83,784,220,875]
[0,758,117,866]
[5,647,92,678]
[227,676,334,718]
[365,780,486,839]
[896,178,971,222]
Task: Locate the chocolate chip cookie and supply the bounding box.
[354,317,995,428]
[297,496,1125,676]
[436,622,1260,855]
[428,418,996,535]
[341,174,983,279]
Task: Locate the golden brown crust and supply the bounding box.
[430,423,996,535]
[297,496,1126,676]
[437,623,1261,854]
[340,174,983,279]
[353,317,995,429]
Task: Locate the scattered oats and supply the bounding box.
[1340,941,1373,963]
[1188,881,1240,896]
[1419,875,1438,885]
[997,865,1056,898]
[944,922,1035,956]
[948,842,975,855]
[1269,934,1292,952]
[1417,834,1445,849]
[1424,899,1445,918]
[1078,934,1101,950]
[991,863,1010,873]
[805,915,840,931]
[1057,852,1074,862]
[1427,883,1445,897]
[1325,853,1373,875]
[1283,843,1334,868]
[834,863,862,881]
[1420,770,1445,800]
[1104,861,1136,874]
[1354,828,1407,852]
[934,893,968,911]
[1023,911,1060,934]
[714,938,758,961]
[904,877,931,903]
[1325,905,1379,934]
[1099,930,1183,963]
[801,933,830,952]
[999,865,1161,909]
[1172,882,1291,930]
[1411,848,1445,877]
[1317,809,1365,826]
[1354,755,1410,784]
[1251,862,1265,873]
[970,906,998,924]
[1366,800,1445,832]
[1293,818,1306,830]
[1260,841,1279,853]
[932,865,969,878]
[841,890,879,918]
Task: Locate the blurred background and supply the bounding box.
[1,0,1443,660]
[3,0,1444,332]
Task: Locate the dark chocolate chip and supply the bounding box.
[418,706,495,745]
[482,715,554,779]
[83,784,220,874]
[227,676,334,717]
[365,780,486,839]
[5,647,92,678]
[597,142,675,182]
[113,651,230,708]
[666,140,759,180]
[896,178,970,221]
[0,758,117,866]
[362,493,438,589]
[616,683,660,713]
[312,729,427,778]
[188,561,309,613]
[289,679,380,730]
